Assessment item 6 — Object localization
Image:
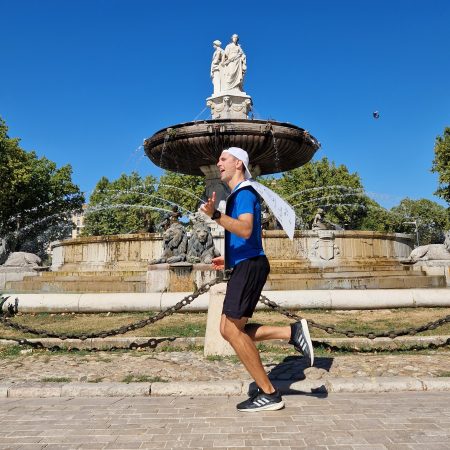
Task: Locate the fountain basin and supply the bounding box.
[144,119,320,176]
[5,230,445,294]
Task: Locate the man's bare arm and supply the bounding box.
[200,192,253,239]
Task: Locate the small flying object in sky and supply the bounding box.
[372,111,380,119]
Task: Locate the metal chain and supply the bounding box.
[259,294,450,339]
[0,277,222,341]
[316,337,450,353]
[1,283,449,350]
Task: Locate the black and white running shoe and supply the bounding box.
[236,388,284,412]
[289,319,314,366]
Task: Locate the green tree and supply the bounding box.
[0,117,84,258]
[266,157,368,229]
[83,172,160,236]
[390,198,449,245]
[431,127,450,205]
[359,198,398,232]
[156,170,205,215]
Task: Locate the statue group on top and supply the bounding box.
[207,34,252,119]
[210,34,247,95]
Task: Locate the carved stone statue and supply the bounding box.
[406,231,450,262]
[187,222,221,264]
[2,252,42,268]
[210,40,224,95]
[0,238,10,265]
[261,205,281,230]
[206,34,252,120]
[312,208,327,230]
[150,222,188,264]
[156,205,182,231]
[222,34,246,93]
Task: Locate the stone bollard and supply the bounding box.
[204,282,235,356]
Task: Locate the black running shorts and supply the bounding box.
[223,255,270,319]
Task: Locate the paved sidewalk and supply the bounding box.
[2,338,450,397]
[0,392,449,449]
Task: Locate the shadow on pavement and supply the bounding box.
[247,354,333,398]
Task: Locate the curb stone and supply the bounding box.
[61,382,150,397]
[421,377,450,391]
[151,381,243,396]
[8,383,61,398]
[324,376,424,393]
[1,377,450,398]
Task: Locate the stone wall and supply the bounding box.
[51,233,164,271]
[51,230,414,271]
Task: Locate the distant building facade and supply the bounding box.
[71,205,87,238]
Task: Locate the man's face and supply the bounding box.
[217,151,239,183]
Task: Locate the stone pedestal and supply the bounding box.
[206,93,252,119]
[199,164,230,212]
[412,260,450,287]
[204,282,235,356]
[146,263,219,293]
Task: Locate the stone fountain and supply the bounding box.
[3,35,447,295]
[143,33,320,207]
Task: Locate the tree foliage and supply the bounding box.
[83,170,205,236]
[432,127,450,205]
[358,198,398,233]
[0,117,84,258]
[156,171,205,215]
[260,157,368,229]
[390,198,449,245]
[83,172,160,236]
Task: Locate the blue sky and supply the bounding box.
[1,0,449,209]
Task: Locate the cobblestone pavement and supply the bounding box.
[0,392,449,449]
[1,350,450,384]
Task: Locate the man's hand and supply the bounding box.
[200,192,216,218]
[212,255,224,271]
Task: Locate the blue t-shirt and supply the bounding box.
[225,183,265,268]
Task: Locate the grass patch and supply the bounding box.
[156,344,203,353]
[0,345,23,358]
[40,377,71,383]
[122,374,167,383]
[1,308,450,341]
[206,355,223,362]
[437,371,450,377]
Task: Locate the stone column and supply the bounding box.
[199,164,230,209]
[204,282,235,356]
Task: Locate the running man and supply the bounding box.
[200,147,314,412]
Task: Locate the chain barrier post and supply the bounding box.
[204,282,235,357]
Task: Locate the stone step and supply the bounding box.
[20,275,147,283]
[39,270,147,278]
[269,262,414,273]
[268,269,425,279]
[265,274,446,290]
[5,280,146,293]
[58,263,148,272]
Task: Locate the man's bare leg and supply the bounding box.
[244,324,290,341]
[220,314,275,394]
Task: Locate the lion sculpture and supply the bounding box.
[3,252,42,268]
[407,231,450,262]
[186,222,220,264]
[0,238,9,265]
[150,222,188,264]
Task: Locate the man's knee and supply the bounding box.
[220,315,245,343]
